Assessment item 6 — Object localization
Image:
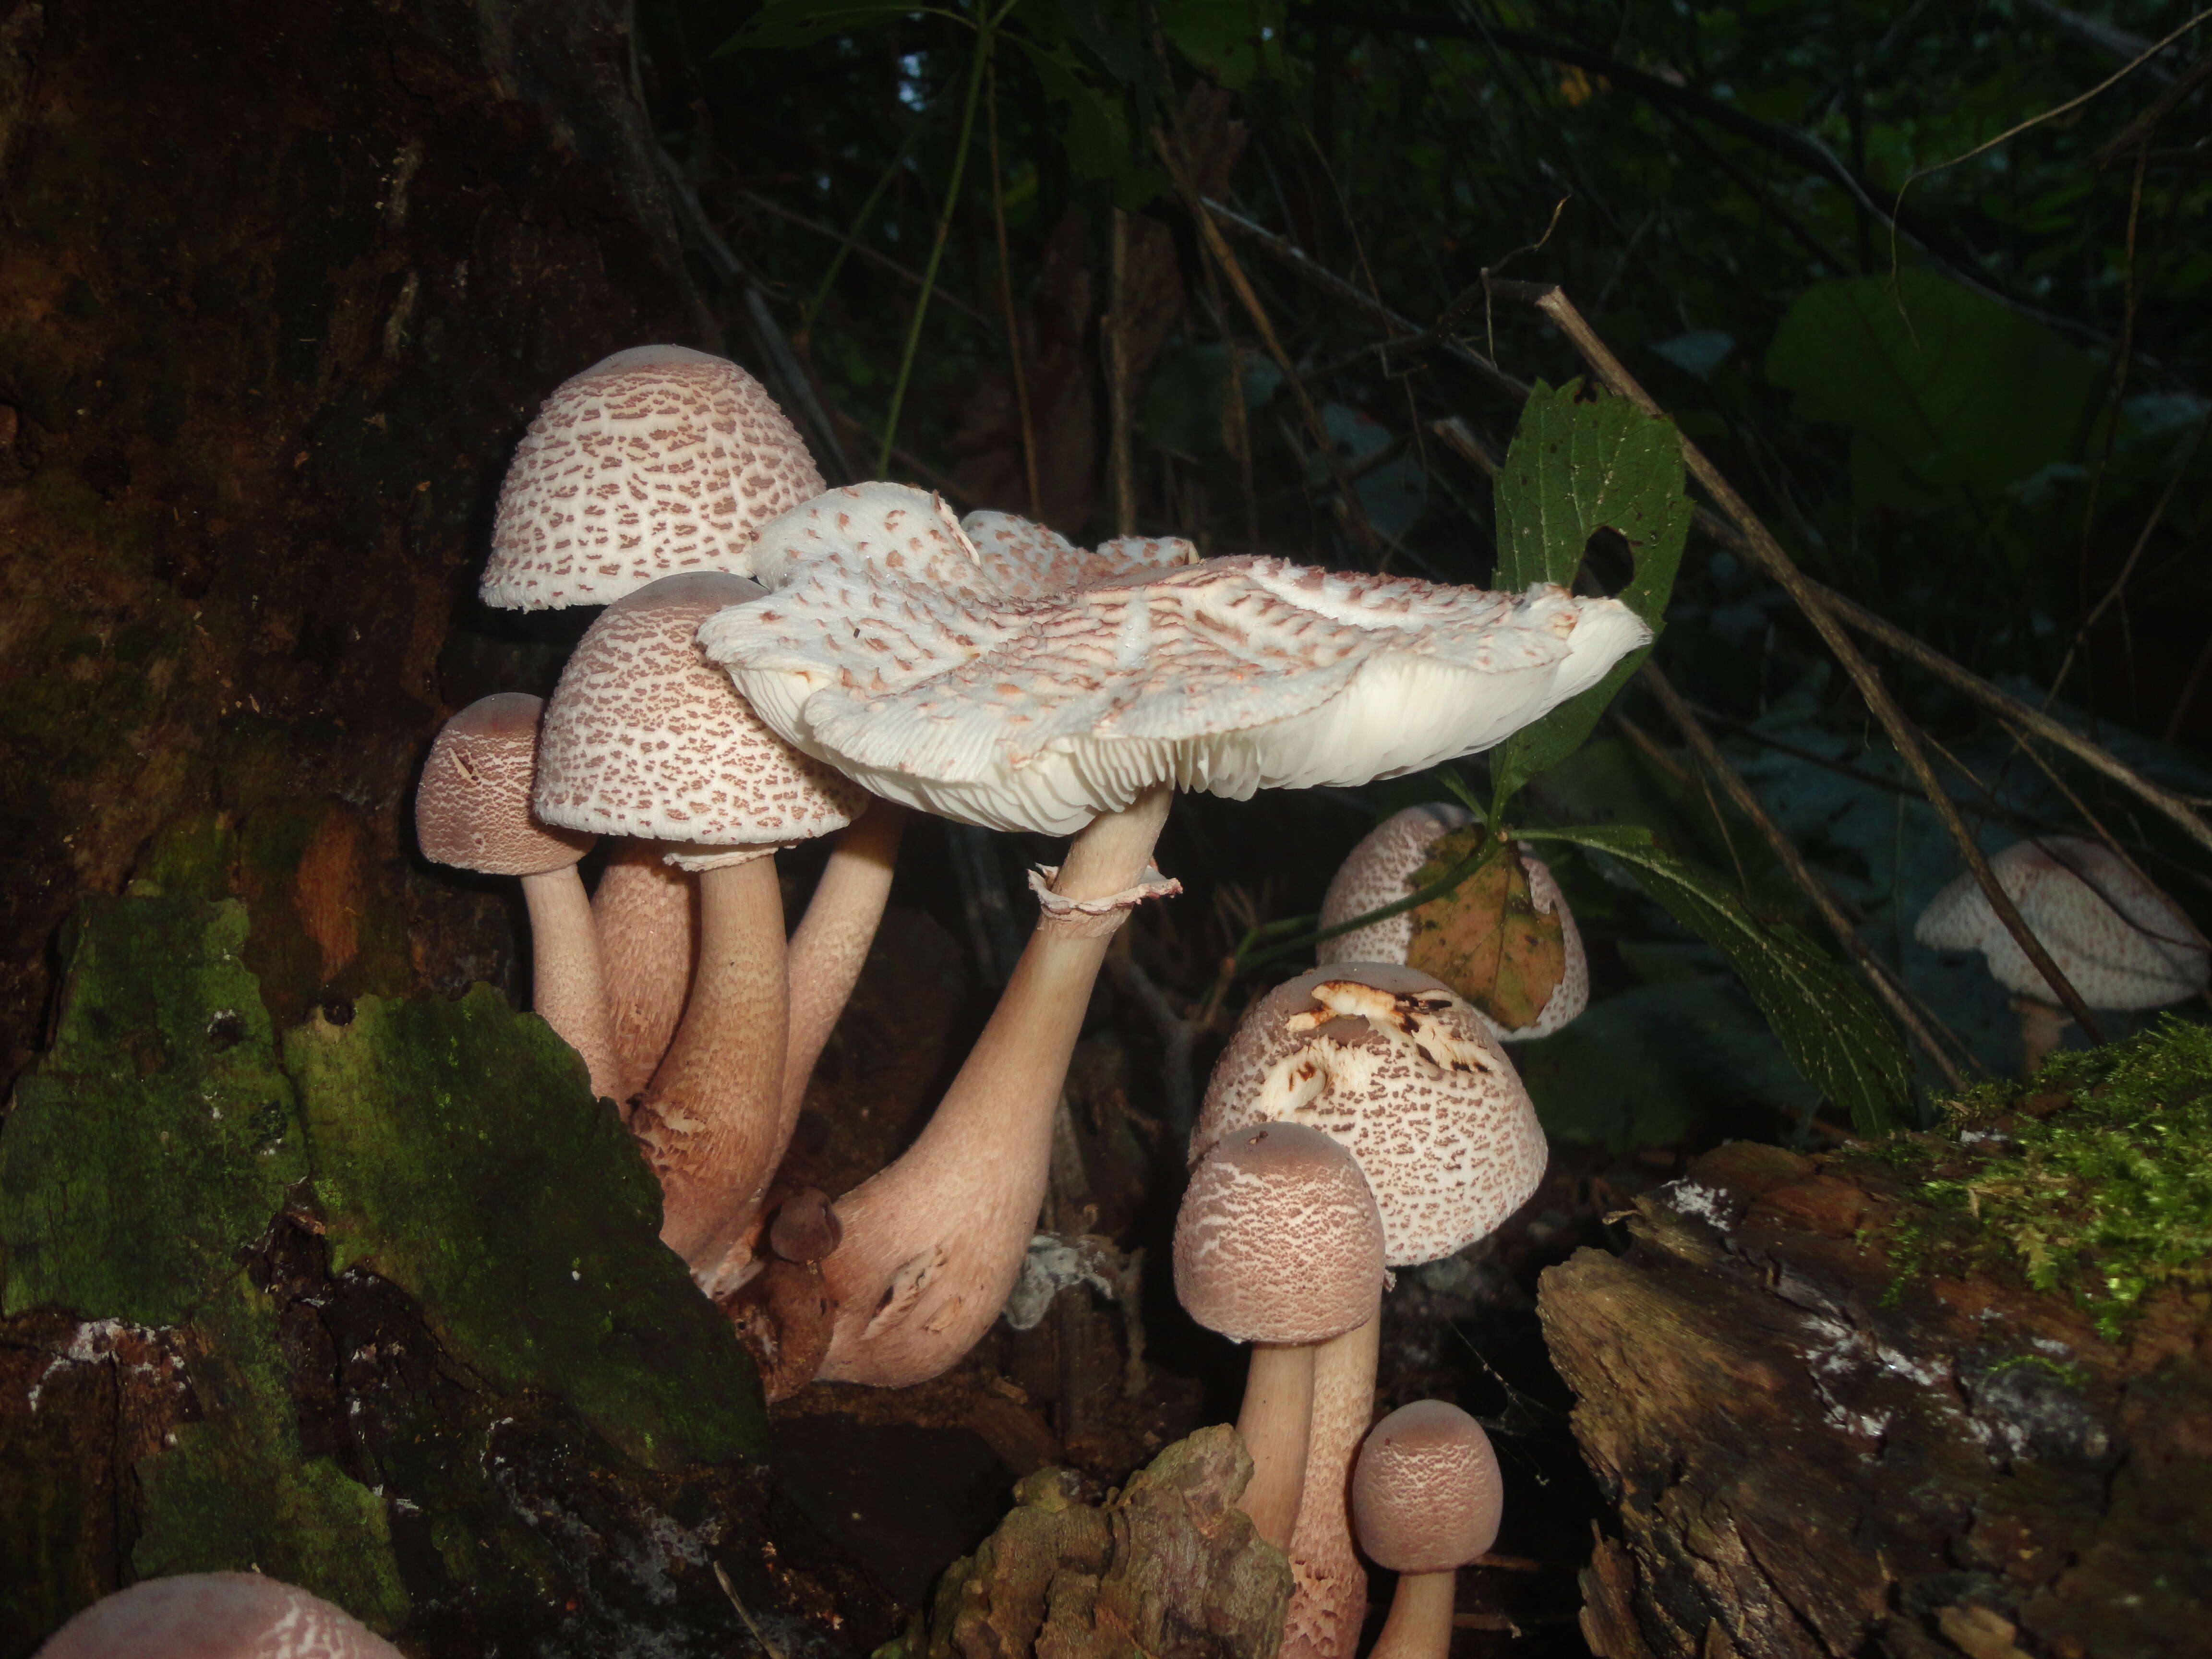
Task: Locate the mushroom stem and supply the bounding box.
[1367,1570,1457,1659]
[817,784,1175,1387]
[594,839,698,1105]
[1238,1342,1317,1548]
[2013,996,2072,1078]
[519,864,619,1101]
[634,853,790,1280]
[782,801,907,1116]
[1283,1310,1382,1659]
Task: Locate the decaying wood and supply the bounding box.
[1538,1140,2211,1659]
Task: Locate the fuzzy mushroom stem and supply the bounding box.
[817,784,1176,1387]
[1238,1343,1318,1547]
[781,801,908,1116]
[519,865,619,1099]
[1283,1310,1382,1659]
[594,840,698,1105]
[633,851,790,1280]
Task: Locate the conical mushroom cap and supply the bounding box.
[417,692,592,877]
[701,486,1653,834]
[481,345,825,611]
[1351,1400,1504,1574]
[1174,1121,1386,1345]
[1193,963,1547,1266]
[533,571,866,859]
[1319,807,1588,1040]
[37,1571,404,1658]
[1915,835,2209,1009]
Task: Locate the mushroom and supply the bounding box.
[36,1572,404,1658]
[700,484,1640,1388]
[1318,805,1587,1042]
[533,570,869,1285]
[1351,1401,1505,1659]
[1915,834,2209,1073]
[1174,1122,1387,1547]
[416,692,616,1098]
[1193,963,1545,1659]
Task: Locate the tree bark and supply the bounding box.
[0,0,715,1087]
[1539,1140,2212,1659]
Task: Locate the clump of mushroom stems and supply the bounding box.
[816,785,1173,1387]
[593,841,697,1105]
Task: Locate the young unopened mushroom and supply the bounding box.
[417,692,615,1098]
[1915,834,2210,1073]
[37,1571,403,1658]
[1175,1122,1386,1547]
[534,570,869,1284]
[701,483,1640,1388]
[1194,963,1545,1659]
[1318,805,1587,1042]
[1352,1401,1504,1659]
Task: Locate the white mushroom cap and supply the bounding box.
[481,345,825,611]
[1194,964,1546,1266]
[1174,1121,1387,1346]
[1351,1400,1504,1574]
[532,570,866,868]
[417,692,593,877]
[960,510,1200,598]
[36,1571,404,1658]
[700,487,1653,835]
[1318,808,1588,1041]
[1914,835,2209,1010]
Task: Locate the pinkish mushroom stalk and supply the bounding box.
[1174,1121,1386,1549]
[594,840,698,1105]
[417,693,617,1099]
[37,1571,404,1659]
[815,785,1177,1385]
[781,800,908,1118]
[1352,1401,1505,1659]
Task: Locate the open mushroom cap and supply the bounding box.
[533,570,866,865]
[960,509,1200,598]
[481,345,825,611]
[1319,808,1588,1041]
[417,692,593,877]
[701,486,1653,834]
[1174,1121,1387,1346]
[36,1571,403,1658]
[1193,963,1547,1266]
[1351,1400,1504,1574]
[1914,835,2209,1009]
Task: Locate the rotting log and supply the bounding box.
[1538,1118,2211,1659]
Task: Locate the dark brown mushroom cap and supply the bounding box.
[36,1570,405,1658]
[1173,1121,1386,1345]
[417,692,592,877]
[1351,1399,1503,1573]
[1192,963,1546,1267]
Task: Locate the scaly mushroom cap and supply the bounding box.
[1319,808,1588,1041]
[481,345,825,611]
[701,486,1653,835]
[1174,1122,1387,1345]
[1351,1400,1504,1574]
[533,571,866,866]
[36,1571,403,1659]
[417,692,592,877]
[960,509,1200,598]
[1915,835,2209,1009]
[1193,963,1547,1266]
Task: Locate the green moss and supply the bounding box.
[1876,1017,2212,1339]
[132,1268,410,1631]
[284,986,765,1469]
[0,896,307,1324]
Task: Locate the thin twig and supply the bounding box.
[1486,277,2108,1041]
[713,1562,785,1659]
[737,189,996,328]
[982,60,1041,520]
[1642,663,1968,1087]
[1106,208,1137,538]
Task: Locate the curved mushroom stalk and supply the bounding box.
[781,801,908,1116]
[1282,1311,1382,1659]
[518,864,620,1100]
[816,786,1176,1387]
[593,839,698,1106]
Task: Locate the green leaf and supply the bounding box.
[1158,0,1285,88]
[1004,30,1162,203]
[719,0,935,53]
[1515,823,1910,1134]
[1486,381,1690,814]
[1764,267,2103,511]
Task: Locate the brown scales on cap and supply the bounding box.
[416,692,590,878]
[1352,1400,1504,1574]
[36,1571,405,1659]
[481,345,825,611]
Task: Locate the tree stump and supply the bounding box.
[1539,1070,2212,1659]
